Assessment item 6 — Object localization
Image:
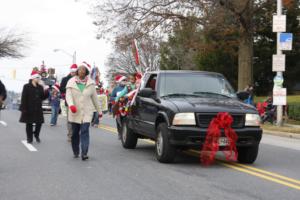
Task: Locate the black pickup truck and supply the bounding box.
[117,71,262,163]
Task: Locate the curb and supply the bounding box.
[263,129,300,140]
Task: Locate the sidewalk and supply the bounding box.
[263,123,300,140]
[263,129,300,139]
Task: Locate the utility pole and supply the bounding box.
[272,0,292,126]
[275,0,283,126]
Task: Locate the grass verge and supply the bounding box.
[262,124,300,134]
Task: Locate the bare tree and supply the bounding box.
[105,34,161,83]
[91,0,261,90]
[0,29,26,59]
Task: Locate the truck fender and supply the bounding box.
[155,111,171,129]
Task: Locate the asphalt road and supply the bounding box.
[0,110,300,200]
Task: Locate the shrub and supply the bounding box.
[288,103,300,121]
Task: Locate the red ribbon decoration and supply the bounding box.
[201,112,238,165]
[132,39,140,65]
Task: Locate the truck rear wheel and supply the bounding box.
[121,120,138,149]
[237,145,259,164]
[155,123,176,163]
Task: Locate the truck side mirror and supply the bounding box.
[138,88,157,98]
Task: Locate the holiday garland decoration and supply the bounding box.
[132,39,140,65]
[201,112,238,165]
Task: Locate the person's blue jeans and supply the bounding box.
[50,106,59,125]
[71,123,90,156]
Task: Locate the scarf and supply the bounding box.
[75,76,88,84]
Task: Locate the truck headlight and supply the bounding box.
[173,113,196,125]
[245,114,261,126]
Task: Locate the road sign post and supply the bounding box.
[272,0,293,126]
[273,0,284,126]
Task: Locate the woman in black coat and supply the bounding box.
[19,71,49,143]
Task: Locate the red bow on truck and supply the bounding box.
[201,112,238,165]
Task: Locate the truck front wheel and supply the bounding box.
[237,145,259,164]
[121,120,138,149]
[155,123,176,163]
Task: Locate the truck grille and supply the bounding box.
[197,113,245,128]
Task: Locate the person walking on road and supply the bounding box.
[19,70,49,143]
[0,79,7,127]
[66,62,102,161]
[49,83,61,126]
[60,64,78,142]
[0,79,7,109]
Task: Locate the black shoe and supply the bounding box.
[35,137,41,143]
[82,155,89,161]
[74,154,79,158]
[27,140,33,144]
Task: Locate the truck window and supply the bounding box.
[145,74,157,91]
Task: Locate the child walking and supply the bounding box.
[50,83,61,126]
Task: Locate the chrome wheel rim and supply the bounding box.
[156,131,163,156]
[122,124,127,142]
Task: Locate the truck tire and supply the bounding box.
[237,145,259,164]
[116,120,122,136]
[155,123,176,163]
[116,116,123,136]
[121,120,138,149]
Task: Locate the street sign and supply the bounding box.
[273,74,284,87]
[273,88,287,106]
[279,33,293,50]
[273,15,286,32]
[272,54,285,71]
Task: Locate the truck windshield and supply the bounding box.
[159,73,236,98]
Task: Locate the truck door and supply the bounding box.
[136,74,159,138]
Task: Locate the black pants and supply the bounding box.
[26,123,42,142]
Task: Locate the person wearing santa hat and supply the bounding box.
[19,69,49,143]
[66,62,103,161]
[49,83,61,126]
[60,63,78,142]
[109,75,127,109]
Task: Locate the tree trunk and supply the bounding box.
[238,31,253,91]
[237,0,253,91]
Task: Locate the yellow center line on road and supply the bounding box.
[98,124,117,133]
[98,124,300,191]
[220,162,300,190]
[188,149,300,190]
[189,149,300,186]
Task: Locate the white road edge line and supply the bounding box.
[21,140,38,152]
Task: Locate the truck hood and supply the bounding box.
[164,96,257,114]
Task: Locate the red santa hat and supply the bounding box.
[70,64,78,73]
[52,83,60,92]
[79,61,91,72]
[30,70,41,79]
[115,75,127,83]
